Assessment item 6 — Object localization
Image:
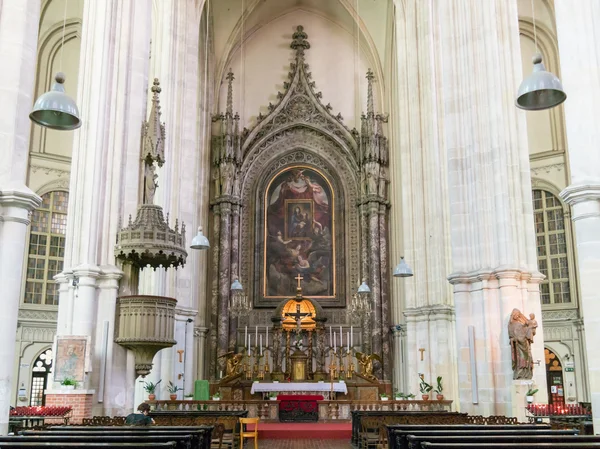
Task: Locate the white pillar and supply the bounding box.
[0,0,42,435]
[194,327,209,380]
[52,0,151,415]
[555,0,600,431]
[439,0,546,415]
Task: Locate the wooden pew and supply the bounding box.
[407,434,600,449]
[1,435,193,449]
[0,443,176,449]
[386,425,560,449]
[421,443,600,449]
[22,428,213,449]
[351,411,467,446]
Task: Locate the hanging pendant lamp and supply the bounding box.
[30,72,81,130]
[190,226,210,250]
[30,0,81,130]
[393,256,414,278]
[516,53,566,111]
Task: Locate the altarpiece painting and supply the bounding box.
[264,167,335,298]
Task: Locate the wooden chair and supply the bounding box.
[239,417,260,449]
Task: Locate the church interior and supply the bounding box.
[1,0,600,446]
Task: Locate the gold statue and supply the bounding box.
[219,351,244,377]
[356,352,382,381]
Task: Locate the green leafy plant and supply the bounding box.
[434,376,443,394]
[268,392,277,398]
[526,388,539,396]
[143,380,161,394]
[60,377,77,387]
[184,393,194,398]
[166,381,182,394]
[418,374,433,394]
[212,392,221,399]
[380,393,388,399]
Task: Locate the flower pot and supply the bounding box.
[169,394,177,401]
[436,394,444,400]
[269,397,277,401]
[526,395,534,403]
[394,397,401,401]
[148,394,156,401]
[61,385,75,391]
[381,397,389,401]
[421,394,429,401]
[184,397,194,401]
[212,397,221,401]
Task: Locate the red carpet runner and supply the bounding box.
[248,422,352,440]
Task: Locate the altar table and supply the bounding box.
[277,395,324,423]
[250,381,348,399]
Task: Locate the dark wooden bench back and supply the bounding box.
[421,443,600,449]
[407,434,600,449]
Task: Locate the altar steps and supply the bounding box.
[251,422,351,440]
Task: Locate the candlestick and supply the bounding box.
[260,335,263,355]
[247,334,250,356]
[340,326,342,347]
[255,326,258,346]
[334,333,337,351]
[347,331,350,352]
[350,326,353,347]
[330,326,332,344]
[245,326,248,349]
[266,326,269,346]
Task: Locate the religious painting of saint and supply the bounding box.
[263,166,335,298]
[54,336,88,382]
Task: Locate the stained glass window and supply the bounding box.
[532,190,571,305]
[24,191,68,305]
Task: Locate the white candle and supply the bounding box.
[350,326,353,348]
[260,335,263,355]
[330,326,332,344]
[347,332,350,352]
[266,326,269,347]
[340,326,343,347]
[334,333,337,351]
[245,326,248,349]
[220,370,223,379]
[255,327,258,347]
[247,334,250,356]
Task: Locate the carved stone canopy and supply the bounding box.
[115,205,187,270]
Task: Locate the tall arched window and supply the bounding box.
[533,190,570,305]
[30,348,53,406]
[24,191,69,305]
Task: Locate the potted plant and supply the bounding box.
[419,374,433,400]
[143,380,161,401]
[380,393,389,401]
[184,393,194,401]
[268,392,278,401]
[60,378,77,390]
[434,376,444,400]
[166,381,182,401]
[212,392,221,401]
[393,389,402,401]
[526,388,539,403]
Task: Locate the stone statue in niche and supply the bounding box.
[365,162,379,195]
[232,170,242,198]
[378,165,389,199]
[212,167,221,197]
[220,163,235,196]
[143,161,158,205]
[508,308,538,380]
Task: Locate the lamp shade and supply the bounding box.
[357,280,371,293]
[190,226,210,250]
[231,278,243,291]
[516,54,566,111]
[30,72,81,130]
[393,256,413,278]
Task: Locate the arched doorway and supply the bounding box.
[30,348,53,406]
[545,348,565,406]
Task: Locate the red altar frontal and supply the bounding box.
[277,395,324,422]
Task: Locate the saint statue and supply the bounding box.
[355,352,382,381]
[508,308,538,380]
[143,162,158,205]
[219,351,244,378]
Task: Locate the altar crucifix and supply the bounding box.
[285,304,311,333]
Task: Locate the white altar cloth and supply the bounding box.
[250,382,348,395]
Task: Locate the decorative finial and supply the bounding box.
[290,25,310,57]
[226,70,235,115]
[366,69,375,115]
[141,78,166,167]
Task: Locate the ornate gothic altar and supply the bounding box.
[208,25,392,382]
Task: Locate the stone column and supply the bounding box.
[52,0,151,417]
[368,202,382,371]
[439,0,546,415]
[194,327,209,381]
[217,203,232,371]
[228,204,241,350]
[208,207,221,378]
[0,0,42,435]
[555,0,600,430]
[379,205,391,380]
